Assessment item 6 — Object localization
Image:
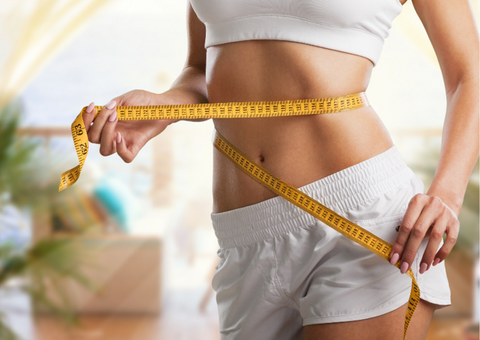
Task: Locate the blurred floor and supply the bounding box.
[31,315,480,340]
[33,286,221,340]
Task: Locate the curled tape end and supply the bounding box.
[58,179,69,192]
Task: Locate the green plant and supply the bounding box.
[0,102,60,209]
[0,238,94,334]
[0,101,94,339]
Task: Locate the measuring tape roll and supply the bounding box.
[59,91,419,338]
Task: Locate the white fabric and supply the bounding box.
[190,0,403,66]
[211,145,451,340]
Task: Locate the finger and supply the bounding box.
[116,132,135,163]
[390,194,425,266]
[83,102,95,133]
[434,218,460,265]
[88,100,117,143]
[419,211,448,274]
[399,196,445,274]
[398,208,436,273]
[99,109,118,156]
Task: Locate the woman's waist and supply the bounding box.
[206,40,373,104]
[212,105,395,213]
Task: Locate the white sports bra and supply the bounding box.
[190,0,403,66]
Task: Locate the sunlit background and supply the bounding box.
[0,1,478,339]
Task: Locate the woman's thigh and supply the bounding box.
[303,299,435,340]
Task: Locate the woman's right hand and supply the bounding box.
[82,89,186,163]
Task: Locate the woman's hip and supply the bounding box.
[211,144,421,248]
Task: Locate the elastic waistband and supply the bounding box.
[211,145,415,248]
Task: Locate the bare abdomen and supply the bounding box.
[207,40,394,213]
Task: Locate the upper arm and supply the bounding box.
[185,1,207,70]
[412,0,479,92]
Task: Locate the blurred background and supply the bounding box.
[0,1,478,339]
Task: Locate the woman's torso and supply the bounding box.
[208,40,394,213]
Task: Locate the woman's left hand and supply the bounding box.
[390,193,460,275]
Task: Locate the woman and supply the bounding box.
[81,0,479,339]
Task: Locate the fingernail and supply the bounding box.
[400,262,409,274]
[433,258,441,266]
[116,132,121,144]
[390,253,399,265]
[420,262,427,274]
[86,102,95,114]
[108,110,117,122]
[105,100,116,110]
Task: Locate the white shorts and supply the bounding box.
[210,145,451,340]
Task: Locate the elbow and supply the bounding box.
[445,71,479,100]
[444,59,479,98]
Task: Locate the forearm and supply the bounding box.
[160,65,209,124]
[426,78,479,215]
[167,65,208,105]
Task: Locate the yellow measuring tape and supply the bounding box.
[59,92,368,191]
[59,92,419,338]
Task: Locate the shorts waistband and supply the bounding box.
[211,145,415,248]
